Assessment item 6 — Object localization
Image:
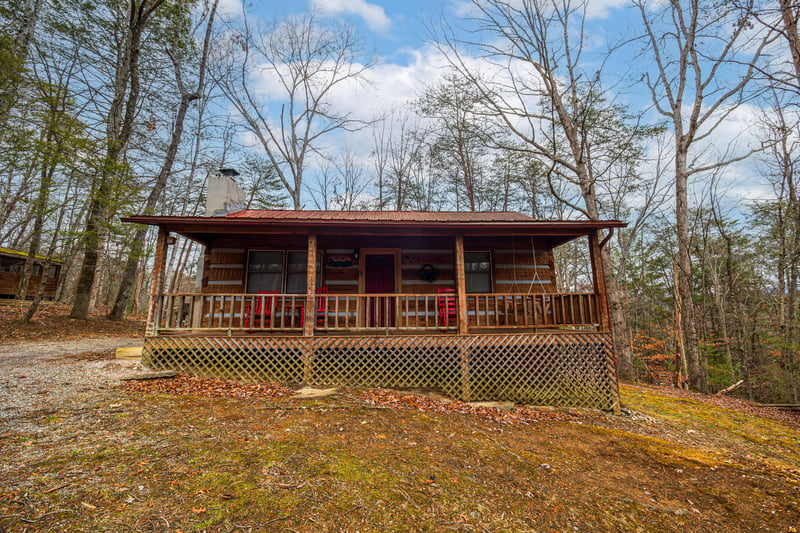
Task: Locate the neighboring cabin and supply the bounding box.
[0,248,62,300]
[123,174,625,410]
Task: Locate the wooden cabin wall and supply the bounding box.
[322,248,358,294]
[465,236,557,294]
[0,253,61,299]
[401,248,454,294]
[0,273,58,299]
[201,235,558,295]
[202,247,245,294]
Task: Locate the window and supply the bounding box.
[464,251,491,293]
[246,250,323,293]
[286,251,309,293]
[246,251,283,293]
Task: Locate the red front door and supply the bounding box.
[364,254,395,327]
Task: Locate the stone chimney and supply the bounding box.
[205,168,246,217]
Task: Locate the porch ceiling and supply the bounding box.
[121,212,626,248]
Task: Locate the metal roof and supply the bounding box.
[0,247,64,263]
[225,210,536,223]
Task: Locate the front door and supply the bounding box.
[364,254,395,327]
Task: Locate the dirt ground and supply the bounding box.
[0,337,798,532]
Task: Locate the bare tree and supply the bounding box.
[369,109,429,211]
[635,0,769,391]
[108,0,218,320]
[69,0,169,320]
[435,0,659,380]
[417,73,491,211]
[215,10,374,209]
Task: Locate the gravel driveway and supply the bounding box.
[0,337,145,423]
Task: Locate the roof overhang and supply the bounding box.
[120,215,627,248]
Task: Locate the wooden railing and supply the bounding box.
[316,294,456,331]
[466,293,599,329]
[154,291,600,334]
[156,293,306,332]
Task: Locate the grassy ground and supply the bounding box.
[1,380,798,532]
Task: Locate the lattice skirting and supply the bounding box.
[142,333,619,410]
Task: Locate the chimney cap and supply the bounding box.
[219,168,240,177]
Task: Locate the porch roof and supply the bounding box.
[121,210,626,247]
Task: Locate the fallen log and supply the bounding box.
[120,370,177,381]
[715,379,744,396]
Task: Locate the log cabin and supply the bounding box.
[123,177,625,410]
[0,247,62,300]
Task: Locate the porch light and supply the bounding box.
[165,235,177,246]
[353,248,359,260]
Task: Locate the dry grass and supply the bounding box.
[1,381,798,532]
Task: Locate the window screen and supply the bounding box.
[464,251,491,293]
[246,251,283,293]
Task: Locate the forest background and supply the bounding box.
[1,0,798,403]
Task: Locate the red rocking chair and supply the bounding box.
[437,287,457,328]
[315,286,329,326]
[246,290,277,328]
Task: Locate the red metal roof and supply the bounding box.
[224,210,535,222]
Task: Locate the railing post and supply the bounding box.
[145,226,169,336]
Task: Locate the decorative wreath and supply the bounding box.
[418,264,439,283]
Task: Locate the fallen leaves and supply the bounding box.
[122,373,295,399]
[0,301,144,342]
[350,388,575,427]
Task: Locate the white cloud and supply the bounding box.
[217,0,243,17]
[311,0,392,33]
[450,0,628,20]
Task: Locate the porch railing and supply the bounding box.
[466,293,599,329]
[317,294,456,331]
[154,291,601,334]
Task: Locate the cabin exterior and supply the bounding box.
[123,209,625,410]
[0,248,62,300]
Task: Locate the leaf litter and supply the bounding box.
[1,352,799,531]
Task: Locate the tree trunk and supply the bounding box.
[676,144,706,392]
[109,0,215,319]
[70,0,165,320]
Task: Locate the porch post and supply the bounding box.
[454,234,469,336]
[145,226,169,337]
[588,230,610,331]
[304,233,317,337]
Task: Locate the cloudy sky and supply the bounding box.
[214,0,778,211]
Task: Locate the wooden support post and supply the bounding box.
[454,234,470,400]
[304,233,317,337]
[454,234,468,336]
[588,231,610,332]
[145,227,169,337]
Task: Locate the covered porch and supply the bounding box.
[124,210,623,409]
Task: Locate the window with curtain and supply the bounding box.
[464,251,492,293]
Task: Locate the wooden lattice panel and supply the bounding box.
[142,333,618,410]
[309,336,463,397]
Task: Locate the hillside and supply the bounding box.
[1,355,797,532]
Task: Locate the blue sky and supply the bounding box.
[213,0,779,211]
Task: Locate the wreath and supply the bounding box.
[418,264,439,283]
